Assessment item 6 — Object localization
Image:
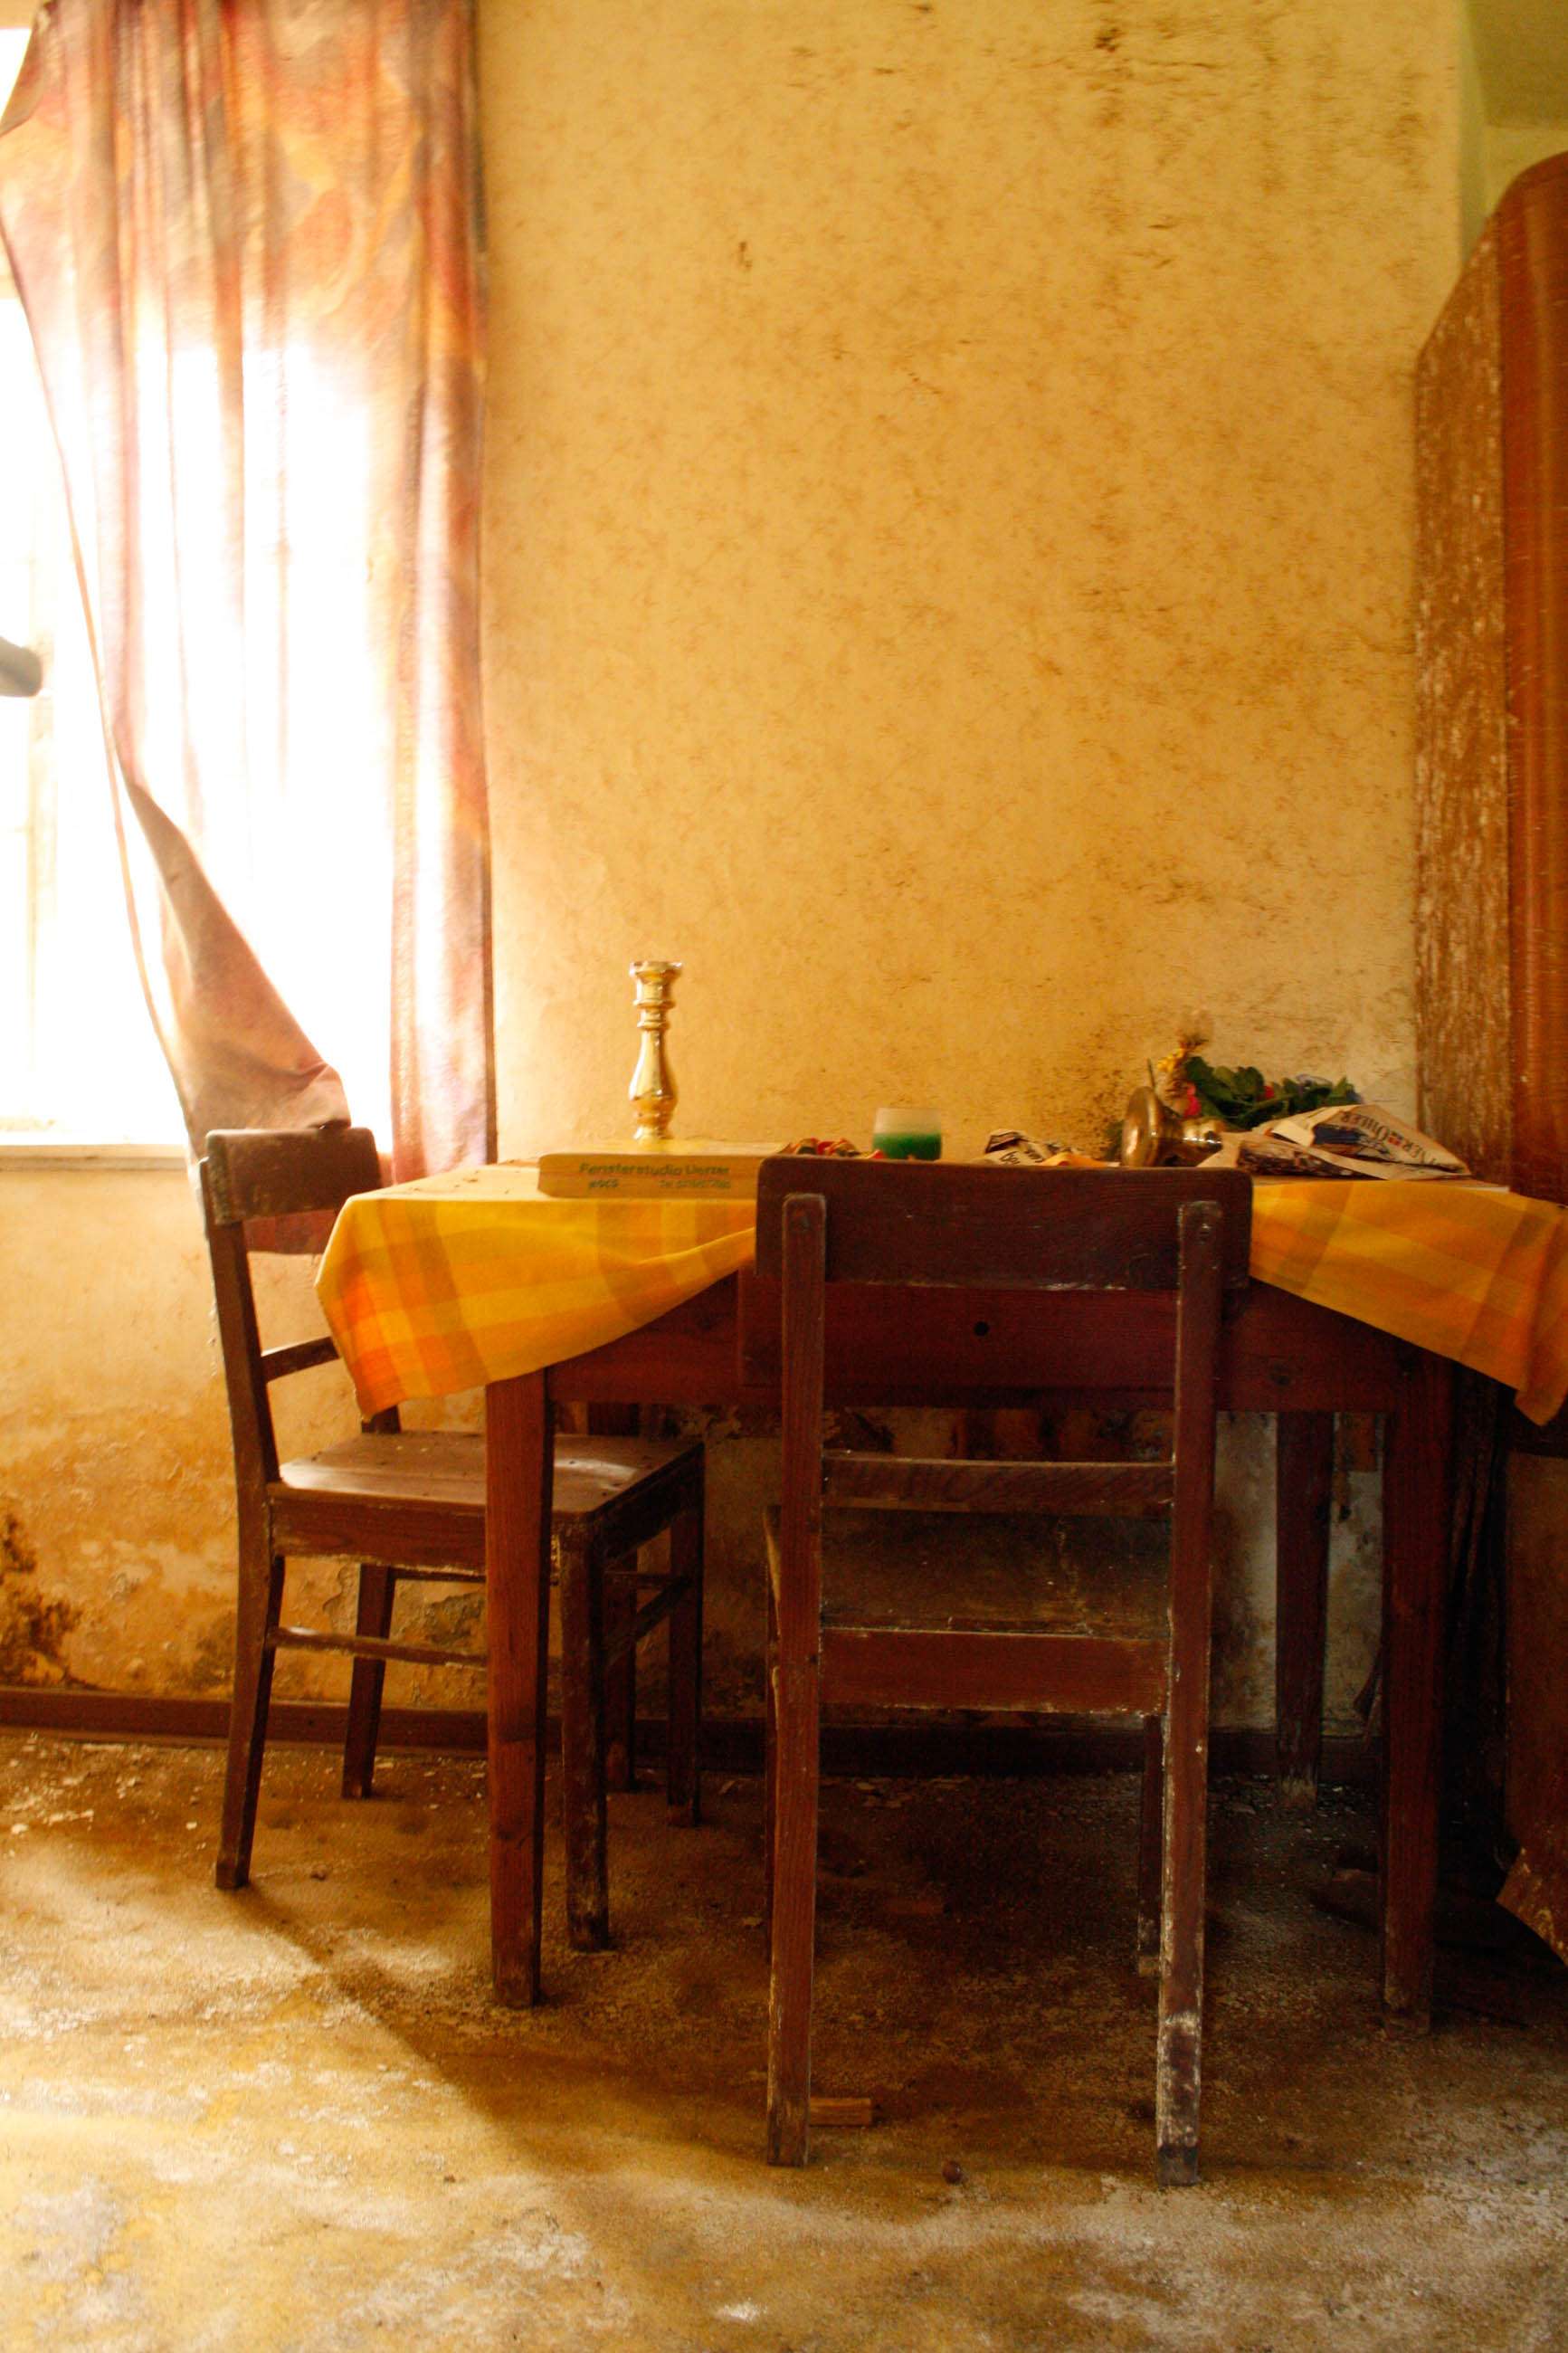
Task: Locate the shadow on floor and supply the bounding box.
[2,1732,1566,2350]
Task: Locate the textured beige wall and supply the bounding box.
[3,0,1462,1735]
[480,0,1461,1157]
[1459,0,1487,254]
[1487,122,1568,213]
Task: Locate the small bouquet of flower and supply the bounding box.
[1153,1029,1358,1133]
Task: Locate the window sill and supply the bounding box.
[0,1138,186,1170]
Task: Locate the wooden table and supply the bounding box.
[480,1264,1453,2026]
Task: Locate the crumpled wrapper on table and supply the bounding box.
[982,1130,1105,1169]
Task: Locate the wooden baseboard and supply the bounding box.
[0,1690,487,1751]
[0,1685,1374,1785]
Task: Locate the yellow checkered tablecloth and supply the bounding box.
[316,1166,1568,1425]
[317,1162,755,1415]
[1248,1178,1568,1424]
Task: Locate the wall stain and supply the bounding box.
[0,1502,81,1687]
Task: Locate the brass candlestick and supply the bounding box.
[629,959,681,1140]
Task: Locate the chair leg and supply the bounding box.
[1155,1713,1211,2186]
[342,1562,396,1799]
[559,1527,610,1951]
[763,1555,778,1948]
[216,1539,285,1891]
[603,1575,638,1791]
[1137,1713,1164,1975]
[1156,1591,1214,2186]
[765,1522,821,2167]
[1156,1198,1222,2186]
[665,1496,704,1827]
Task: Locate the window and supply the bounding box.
[0,27,182,1145]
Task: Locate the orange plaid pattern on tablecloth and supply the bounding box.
[318,1166,1568,1426]
[317,1162,755,1415]
[1250,1179,1568,1424]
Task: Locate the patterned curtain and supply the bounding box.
[0,0,493,1179]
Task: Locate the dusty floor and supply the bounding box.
[1,1734,1566,2350]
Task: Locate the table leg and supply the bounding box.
[1379,1350,1454,2027]
[486,1371,555,2005]
[1275,1413,1334,1807]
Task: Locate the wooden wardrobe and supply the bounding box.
[1416,152,1568,1891]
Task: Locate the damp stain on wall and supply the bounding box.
[0,1502,80,1687]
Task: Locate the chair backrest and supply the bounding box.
[201,1126,386,1501]
[754,1159,1251,1297]
[762,1159,1247,1567]
[204,1125,385,1231]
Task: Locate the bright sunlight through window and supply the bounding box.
[1,26,183,1144]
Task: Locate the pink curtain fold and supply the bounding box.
[0,0,494,1178]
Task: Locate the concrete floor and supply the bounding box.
[1,1732,1566,2350]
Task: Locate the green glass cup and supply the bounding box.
[872,1105,942,1160]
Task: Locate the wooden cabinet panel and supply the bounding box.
[1417,155,1568,1200]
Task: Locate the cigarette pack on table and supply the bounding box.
[537,1143,784,1199]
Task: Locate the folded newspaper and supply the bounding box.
[1202,1104,1469,1181]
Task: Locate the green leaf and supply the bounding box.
[1184,1058,1356,1131]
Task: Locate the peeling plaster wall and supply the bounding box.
[1,1170,236,1695]
[4,0,1461,1733]
[0,1169,483,1709]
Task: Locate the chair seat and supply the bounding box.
[551,1436,706,1524]
[281,1430,485,1509]
[280,1431,701,1523]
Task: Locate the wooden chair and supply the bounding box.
[757,1157,1250,2184]
[201,1125,705,1949]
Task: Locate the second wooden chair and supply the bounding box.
[202,1125,705,1952]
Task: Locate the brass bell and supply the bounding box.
[1119,1084,1224,1168]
